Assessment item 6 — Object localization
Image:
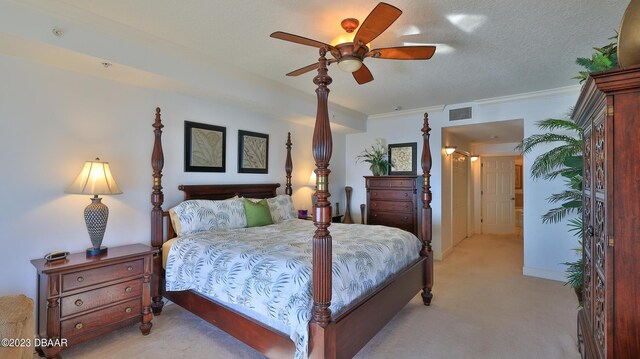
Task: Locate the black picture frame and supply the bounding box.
[184,121,226,172]
[388,142,417,175]
[238,130,269,174]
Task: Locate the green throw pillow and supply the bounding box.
[244,198,273,227]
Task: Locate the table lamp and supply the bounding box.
[66,158,122,256]
[308,170,318,209]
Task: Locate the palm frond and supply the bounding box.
[535,118,583,133]
[518,133,581,155]
[547,190,582,204]
[567,217,583,239]
[542,205,579,224]
[530,144,582,179]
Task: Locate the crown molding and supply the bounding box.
[368,104,446,120]
[367,85,581,121]
[474,85,581,105]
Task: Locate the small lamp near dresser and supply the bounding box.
[65,158,122,256]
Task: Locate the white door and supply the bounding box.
[482,156,515,234]
[452,153,468,245]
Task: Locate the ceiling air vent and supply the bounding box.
[449,107,472,121]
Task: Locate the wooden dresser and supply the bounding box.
[31,244,155,359]
[572,65,640,358]
[365,175,418,236]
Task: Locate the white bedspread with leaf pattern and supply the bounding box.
[165,219,421,359]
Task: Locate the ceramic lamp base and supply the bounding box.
[86,246,108,256]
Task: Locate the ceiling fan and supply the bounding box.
[270,2,436,85]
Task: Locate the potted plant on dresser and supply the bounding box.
[356,138,391,176]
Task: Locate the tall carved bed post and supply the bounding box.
[309,48,334,357]
[285,132,293,196]
[151,107,165,314]
[420,112,434,305]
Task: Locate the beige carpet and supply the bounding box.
[59,234,580,359]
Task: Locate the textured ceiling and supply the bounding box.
[445,119,524,144]
[53,0,628,115]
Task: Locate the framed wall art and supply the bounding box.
[388,142,417,175]
[238,130,269,174]
[184,121,226,172]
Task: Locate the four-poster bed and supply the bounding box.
[150,49,434,358]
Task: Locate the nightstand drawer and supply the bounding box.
[61,298,140,339]
[369,200,413,212]
[61,279,142,317]
[62,259,143,292]
[370,190,413,201]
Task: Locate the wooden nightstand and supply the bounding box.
[31,244,155,359]
[304,214,344,223]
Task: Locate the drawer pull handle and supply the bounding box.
[404,217,408,220]
[404,193,408,197]
[373,203,377,206]
[125,307,132,314]
[75,299,83,307]
[75,322,84,330]
[125,286,133,293]
[76,276,84,283]
[127,266,133,271]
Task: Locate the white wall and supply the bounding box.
[345,87,581,280]
[0,54,349,298]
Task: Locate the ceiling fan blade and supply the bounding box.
[367,46,436,60]
[353,3,402,48]
[286,59,336,76]
[271,31,334,50]
[352,63,374,84]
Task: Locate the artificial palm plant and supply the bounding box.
[518,36,617,297]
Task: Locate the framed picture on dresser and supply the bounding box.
[238,130,269,173]
[184,121,226,173]
[388,142,417,175]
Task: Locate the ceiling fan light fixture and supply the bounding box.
[338,57,363,72]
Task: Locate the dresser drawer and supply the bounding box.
[61,298,140,339]
[367,177,415,189]
[369,200,413,213]
[61,279,142,317]
[370,190,413,201]
[369,211,414,232]
[62,259,143,292]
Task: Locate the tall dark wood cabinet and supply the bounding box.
[365,176,418,236]
[572,65,640,359]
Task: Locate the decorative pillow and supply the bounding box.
[244,198,273,227]
[267,195,297,223]
[169,198,247,236]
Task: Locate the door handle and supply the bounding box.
[511,197,515,200]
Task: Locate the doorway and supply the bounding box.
[481,156,516,234]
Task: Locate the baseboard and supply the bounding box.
[441,246,454,260]
[522,266,567,282]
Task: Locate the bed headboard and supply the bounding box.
[178,183,280,200]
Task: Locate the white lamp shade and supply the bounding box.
[338,58,363,73]
[66,158,123,195]
[308,171,317,187]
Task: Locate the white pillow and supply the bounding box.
[267,195,296,223]
[168,198,247,236]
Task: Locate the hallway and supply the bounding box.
[61,234,580,359]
